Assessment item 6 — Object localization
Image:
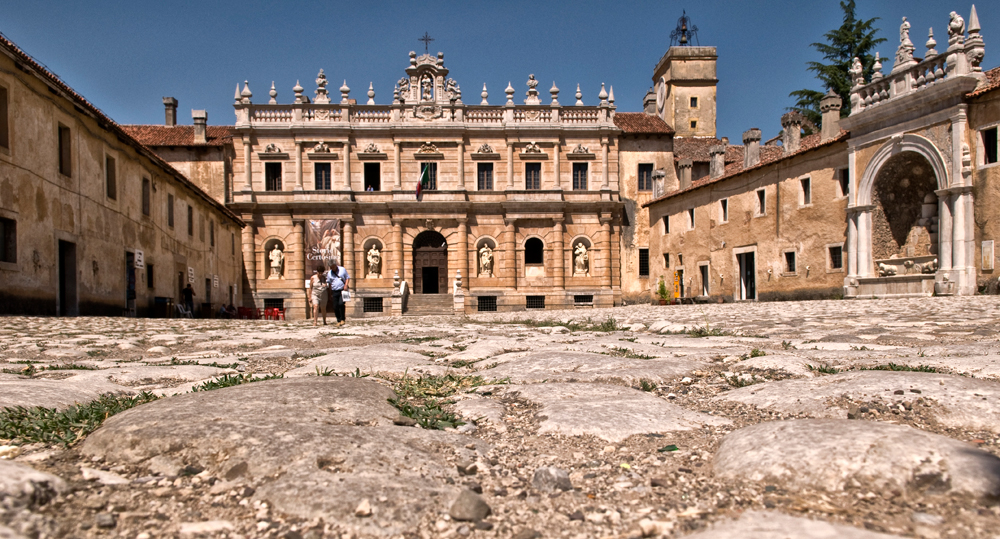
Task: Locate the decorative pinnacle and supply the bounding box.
[241,81,252,98]
[550,82,559,105]
[367,82,375,105]
[575,84,583,106]
[872,52,883,79]
[269,81,277,104]
[969,4,981,34]
[481,83,489,106]
[505,81,515,105]
[598,82,608,103]
[293,80,304,94]
[340,80,351,104]
[608,86,615,105]
[234,84,241,103]
[926,28,938,57]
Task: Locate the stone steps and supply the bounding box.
[404,294,455,316]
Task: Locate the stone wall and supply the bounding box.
[969,90,1000,289]
[618,136,674,298]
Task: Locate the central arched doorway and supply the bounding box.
[413,230,448,294]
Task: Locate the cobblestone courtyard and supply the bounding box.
[3,297,1000,538]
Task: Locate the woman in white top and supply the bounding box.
[309,266,329,326]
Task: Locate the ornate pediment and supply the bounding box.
[363,142,380,153]
[477,143,494,154]
[417,142,439,154]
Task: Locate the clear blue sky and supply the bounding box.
[2,1,995,142]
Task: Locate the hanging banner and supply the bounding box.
[305,219,342,269]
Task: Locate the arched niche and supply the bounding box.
[870,152,939,261]
[569,236,592,277]
[263,238,286,280]
[476,237,497,277]
[524,236,545,278]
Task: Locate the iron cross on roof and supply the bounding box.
[419,32,434,54]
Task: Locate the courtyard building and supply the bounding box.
[0,34,244,316]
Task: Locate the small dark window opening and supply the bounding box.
[105,156,116,200]
[801,178,811,205]
[0,217,16,263]
[720,199,729,222]
[526,296,545,309]
[639,248,649,277]
[574,294,594,304]
[0,86,9,149]
[478,163,493,190]
[146,264,154,289]
[187,206,193,236]
[265,162,282,191]
[363,297,384,313]
[690,120,697,129]
[572,163,588,190]
[58,125,71,176]
[231,233,236,255]
[829,246,843,269]
[525,162,541,190]
[664,253,670,268]
[688,208,695,229]
[477,296,497,312]
[638,163,653,191]
[690,96,698,108]
[167,194,175,228]
[210,220,215,247]
[838,169,850,197]
[364,162,380,191]
[785,252,796,273]
[314,163,331,190]
[141,177,151,216]
[525,237,544,265]
[984,127,999,165]
[663,215,670,234]
[757,189,766,214]
[420,162,437,190]
[263,298,284,310]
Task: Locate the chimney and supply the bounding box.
[820,89,842,142]
[678,159,693,190]
[192,110,207,144]
[162,97,178,126]
[643,88,656,115]
[709,144,727,178]
[780,111,804,154]
[743,128,762,168]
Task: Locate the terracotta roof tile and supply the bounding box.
[613,112,674,134]
[644,130,849,207]
[120,125,234,147]
[0,32,243,227]
[968,65,1000,97]
[673,137,743,163]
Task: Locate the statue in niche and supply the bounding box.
[420,75,433,101]
[367,246,382,278]
[268,245,285,279]
[479,245,494,277]
[574,243,589,275]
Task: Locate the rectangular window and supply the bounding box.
[187,205,193,236]
[720,199,729,222]
[756,189,766,215]
[687,208,695,230]
[210,220,215,247]
[664,253,670,268]
[690,120,697,129]
[420,162,437,190]
[800,177,811,205]
[699,264,709,296]
[363,162,380,191]
[838,168,850,198]
[167,194,175,228]
[526,296,545,309]
[690,96,698,108]
[525,162,541,190]
[146,264,154,289]
[58,125,71,176]
[829,245,843,270]
[572,163,588,190]
[265,162,282,191]
[638,248,649,277]
[0,86,8,150]
[477,163,493,190]
[637,163,653,191]
[984,127,998,165]
[263,298,284,310]
[784,251,796,273]
[663,215,670,234]
[141,177,151,216]
[363,297,384,313]
[199,215,205,242]
[231,233,235,255]
[314,163,331,190]
[0,217,15,263]
[477,296,497,312]
[983,240,995,271]
[105,155,117,200]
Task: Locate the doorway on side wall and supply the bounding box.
[736,252,756,301]
[58,240,77,316]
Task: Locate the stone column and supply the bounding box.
[241,225,257,304]
[846,212,858,277]
[600,216,612,289]
[552,139,562,190]
[506,143,514,191]
[342,219,355,290]
[601,139,610,189]
[391,218,403,282]
[938,191,953,271]
[553,216,565,289]
[242,138,253,191]
[457,217,469,290]
[503,219,516,289]
[952,192,966,276]
[458,141,466,190]
[857,209,871,277]
[393,141,402,190]
[294,141,304,190]
[291,220,306,317]
[342,139,351,191]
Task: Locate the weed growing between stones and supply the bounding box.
[190,372,284,392]
[685,326,734,338]
[637,378,658,392]
[385,373,508,430]
[748,348,766,358]
[0,392,159,447]
[859,363,937,373]
[807,364,841,374]
[168,357,242,369]
[489,315,622,332]
[402,336,442,343]
[603,346,656,359]
[721,373,764,388]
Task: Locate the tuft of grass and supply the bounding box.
[41,364,99,371]
[388,397,464,430]
[85,350,105,357]
[807,364,840,374]
[859,363,937,373]
[384,373,508,431]
[637,378,658,392]
[191,372,284,392]
[0,392,159,447]
[603,346,656,360]
[685,326,734,338]
[781,341,795,350]
[722,373,764,388]
[450,359,480,369]
[402,336,441,344]
[849,345,873,351]
[749,348,767,358]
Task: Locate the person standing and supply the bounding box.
[182,283,196,317]
[309,266,329,326]
[326,260,350,326]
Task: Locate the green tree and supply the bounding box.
[789,0,886,126]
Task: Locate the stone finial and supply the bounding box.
[608,86,615,105]
[819,88,843,142]
[872,52,884,79]
[234,84,241,104]
[393,85,400,104]
[340,80,351,104]
[241,81,252,104]
[966,5,985,74]
[505,82,515,105]
[409,51,417,66]
[314,70,330,104]
[780,111,804,154]
[742,128,762,168]
[525,74,540,105]
[575,84,583,106]
[550,82,560,105]
[708,145,726,179]
[481,83,489,105]
[293,80,304,103]
[926,28,939,58]
[367,82,375,105]
[269,82,278,105]
[598,83,608,105]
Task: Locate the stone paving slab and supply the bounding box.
[680,511,906,538]
[285,343,448,377]
[480,348,706,385]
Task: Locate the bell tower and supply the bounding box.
[652,11,717,138]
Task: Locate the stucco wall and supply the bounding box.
[969,91,1000,289]
[618,136,674,298]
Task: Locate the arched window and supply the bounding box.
[525,237,544,265]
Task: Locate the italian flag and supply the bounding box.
[416,165,430,199]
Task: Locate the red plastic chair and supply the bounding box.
[273,308,285,321]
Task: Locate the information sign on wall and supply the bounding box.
[188,267,195,283]
[134,250,144,269]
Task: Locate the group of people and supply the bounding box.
[309,260,350,326]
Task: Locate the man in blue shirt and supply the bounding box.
[325,260,350,326]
